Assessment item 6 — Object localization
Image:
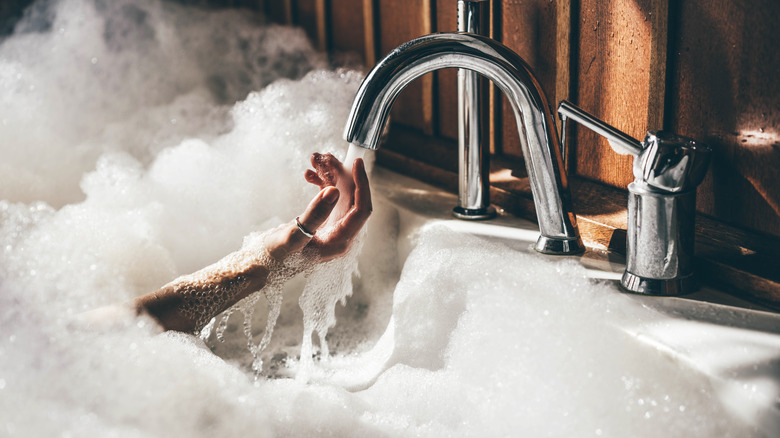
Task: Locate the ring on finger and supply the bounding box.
[295,217,315,238]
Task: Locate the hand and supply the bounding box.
[264,153,372,264]
[303,153,372,261]
[263,185,340,263]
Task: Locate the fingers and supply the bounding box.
[322,158,372,252]
[304,169,323,187]
[266,186,339,261]
[298,186,340,235]
[310,152,345,187]
[284,186,339,253]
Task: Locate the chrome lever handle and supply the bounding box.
[557,100,643,157]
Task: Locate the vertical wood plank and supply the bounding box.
[362,0,377,65]
[669,0,780,237]
[500,0,558,159]
[267,0,293,24]
[420,0,434,136]
[317,0,328,52]
[378,0,434,134]
[436,0,459,141]
[556,0,573,172]
[646,0,668,131]
[330,0,366,64]
[297,0,329,52]
[296,0,320,48]
[489,0,500,155]
[574,0,652,189]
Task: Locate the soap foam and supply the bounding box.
[0,0,762,437]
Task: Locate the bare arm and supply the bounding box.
[133,155,371,333]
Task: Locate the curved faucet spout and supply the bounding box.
[344,32,583,255]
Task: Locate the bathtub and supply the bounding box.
[197,165,780,437]
[1,1,777,435]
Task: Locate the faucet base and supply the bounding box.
[534,236,585,255]
[452,206,497,220]
[621,271,697,296]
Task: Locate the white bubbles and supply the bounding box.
[0,0,763,437]
[0,0,325,205]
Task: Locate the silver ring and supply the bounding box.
[295,217,315,238]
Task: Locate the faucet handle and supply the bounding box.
[558,100,642,156]
[636,131,711,193]
[557,100,711,193]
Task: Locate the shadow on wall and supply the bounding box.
[669,0,780,237]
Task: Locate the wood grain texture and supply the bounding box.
[646,0,667,130]
[296,0,322,50]
[378,0,434,134]
[267,0,293,24]
[500,0,558,160]
[435,0,459,141]
[555,0,573,172]
[362,0,378,65]
[574,0,652,189]
[330,0,367,64]
[668,0,780,238]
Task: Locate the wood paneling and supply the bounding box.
[378,0,434,134]
[668,0,780,237]
[500,0,558,159]
[646,0,668,130]
[296,0,326,51]
[266,0,293,24]
[435,0,459,141]
[330,0,367,65]
[574,0,653,189]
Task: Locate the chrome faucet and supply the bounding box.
[558,100,711,295]
[343,32,584,255]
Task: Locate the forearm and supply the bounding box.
[135,241,273,333]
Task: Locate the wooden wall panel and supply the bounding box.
[330,0,367,65]
[669,0,780,237]
[378,0,434,134]
[296,0,324,51]
[500,0,558,159]
[435,0,459,141]
[574,0,652,188]
[266,0,293,24]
